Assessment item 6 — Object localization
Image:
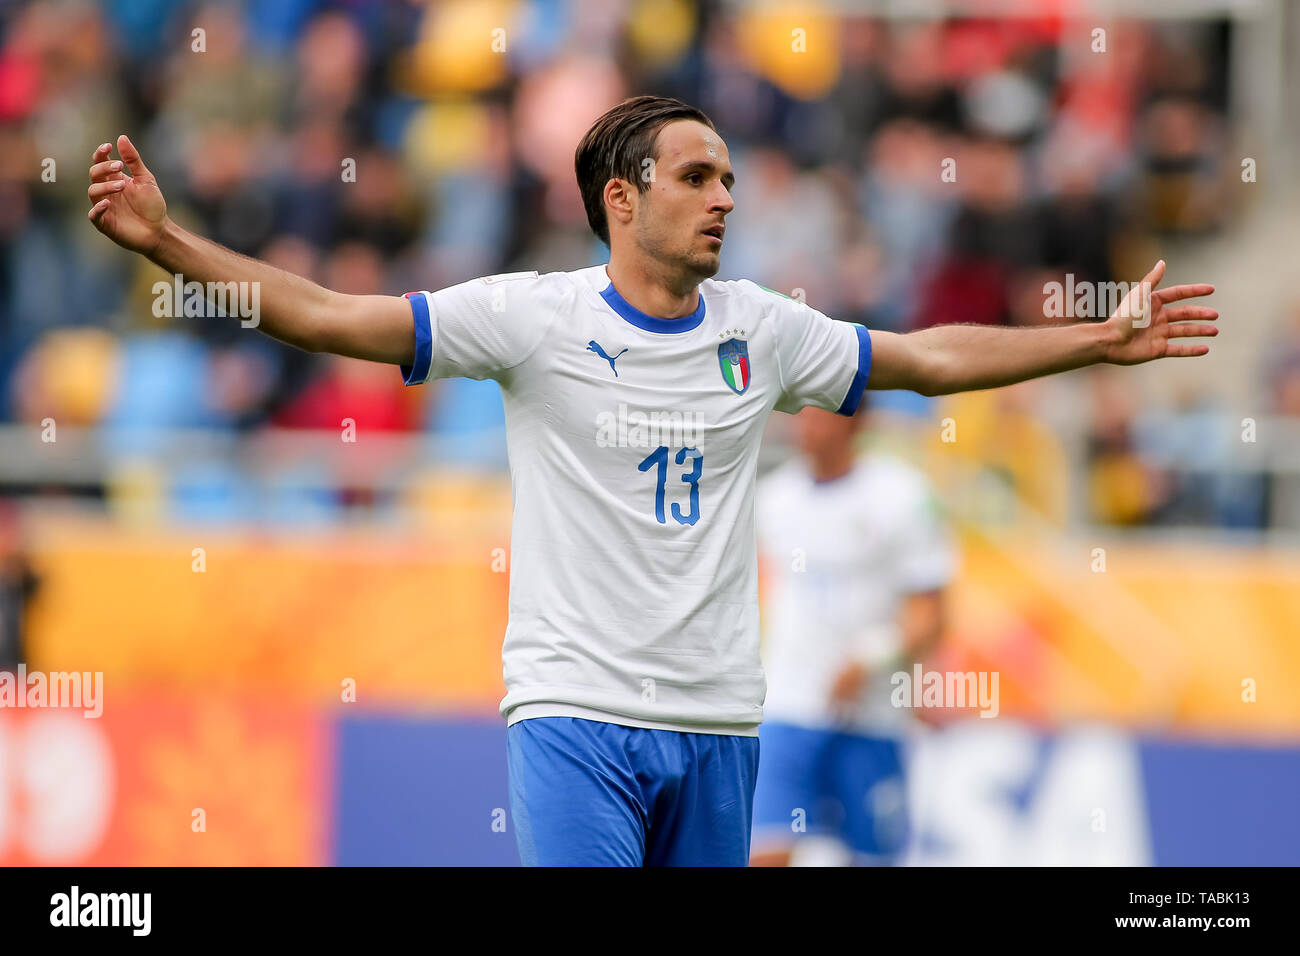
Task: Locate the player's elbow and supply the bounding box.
[294,326,326,354]
[913,377,942,398]
[913,353,951,397]
[283,326,328,356]
[304,293,358,355]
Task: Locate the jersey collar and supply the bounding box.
[599,271,706,334]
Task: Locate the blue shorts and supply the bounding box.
[751,720,908,862]
[506,716,760,866]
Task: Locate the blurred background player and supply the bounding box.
[751,400,955,866]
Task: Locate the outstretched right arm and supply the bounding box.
[87,134,413,365]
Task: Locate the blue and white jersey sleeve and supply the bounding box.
[759,286,871,416]
[400,271,563,385]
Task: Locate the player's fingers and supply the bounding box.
[88,198,111,222]
[1140,259,1167,289]
[92,141,113,163]
[89,159,125,183]
[1166,324,1218,339]
[1115,279,1149,319]
[1164,344,1210,357]
[1154,283,1215,305]
[88,179,126,201]
[116,133,151,179]
[1162,305,1218,323]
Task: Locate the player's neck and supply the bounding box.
[808,451,855,484]
[605,256,700,320]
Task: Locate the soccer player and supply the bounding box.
[86,95,1218,866]
[750,403,954,866]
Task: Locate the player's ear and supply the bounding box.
[604,177,636,230]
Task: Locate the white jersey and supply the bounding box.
[756,455,956,734]
[402,264,871,735]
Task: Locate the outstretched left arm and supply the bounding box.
[865,260,1217,396]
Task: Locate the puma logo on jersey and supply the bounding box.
[586,340,628,377]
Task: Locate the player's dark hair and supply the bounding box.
[574,95,717,247]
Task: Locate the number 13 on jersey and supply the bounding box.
[637,446,703,526]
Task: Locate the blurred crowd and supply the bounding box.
[0,0,1286,527]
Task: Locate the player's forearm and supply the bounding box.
[147,217,342,353]
[914,321,1116,396]
[899,592,944,663]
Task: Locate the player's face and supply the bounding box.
[796,406,859,459]
[634,120,735,284]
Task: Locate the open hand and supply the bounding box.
[1103,259,1218,365]
[86,134,167,256]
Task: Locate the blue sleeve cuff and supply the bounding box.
[399,292,433,386]
[834,323,872,416]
